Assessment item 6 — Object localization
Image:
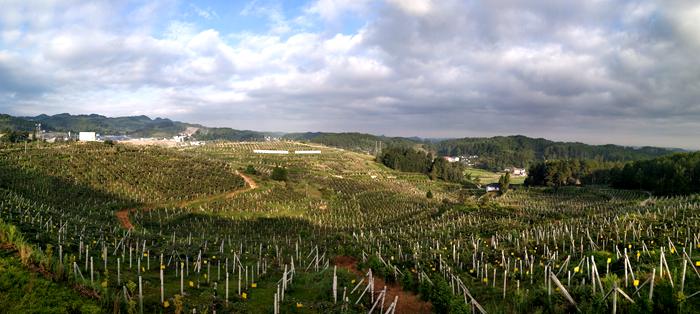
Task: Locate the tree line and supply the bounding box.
[610,152,700,195]
[378,147,466,183]
[524,159,622,187]
[524,152,700,195]
[435,135,675,171]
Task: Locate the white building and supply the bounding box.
[504,167,527,176]
[173,135,186,142]
[513,168,527,176]
[79,132,97,142]
[443,156,460,162]
[486,183,501,192]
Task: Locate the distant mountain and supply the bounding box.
[434,135,677,170]
[0,114,680,169]
[0,114,37,132]
[21,113,199,137]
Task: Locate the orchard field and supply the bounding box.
[1,140,699,313]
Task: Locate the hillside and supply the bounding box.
[23,113,198,137]
[284,132,424,153]
[0,114,37,131]
[0,140,699,313]
[193,127,266,141]
[0,114,680,169]
[434,135,676,170]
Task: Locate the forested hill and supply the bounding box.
[0,113,268,139]
[434,135,677,170]
[0,114,36,131]
[283,132,424,154]
[2,113,199,137]
[611,151,700,195]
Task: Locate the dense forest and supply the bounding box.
[378,147,465,183]
[610,152,700,195]
[435,135,676,170]
[524,152,700,196]
[524,159,622,187]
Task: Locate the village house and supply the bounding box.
[443,156,460,162]
[486,183,501,192]
[504,167,527,176]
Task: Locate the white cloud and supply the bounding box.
[385,0,433,16]
[306,0,372,21]
[1,0,700,148]
[191,4,218,20]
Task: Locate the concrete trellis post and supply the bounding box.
[333,266,338,303]
[139,275,143,314]
[160,263,164,304]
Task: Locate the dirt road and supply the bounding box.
[115,170,258,229]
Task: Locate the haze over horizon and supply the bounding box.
[1,1,699,149]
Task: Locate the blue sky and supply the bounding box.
[1,0,699,149]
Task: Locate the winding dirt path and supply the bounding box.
[115,171,258,229]
[334,256,433,314]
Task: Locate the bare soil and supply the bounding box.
[333,255,433,314]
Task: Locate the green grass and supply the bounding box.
[0,251,102,313]
[465,167,526,185]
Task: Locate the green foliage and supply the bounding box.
[29,113,195,137]
[378,147,465,183]
[498,172,511,193]
[610,151,700,195]
[426,190,433,199]
[378,147,432,174]
[271,166,288,181]
[525,159,621,187]
[0,114,37,131]
[435,135,675,171]
[244,164,258,175]
[0,129,30,143]
[0,139,698,313]
[0,253,101,313]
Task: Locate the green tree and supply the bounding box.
[498,172,511,193]
[244,165,257,175]
[271,166,288,181]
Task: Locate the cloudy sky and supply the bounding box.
[1,1,699,148]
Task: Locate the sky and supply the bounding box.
[1,0,699,149]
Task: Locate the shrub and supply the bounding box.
[271,166,288,181]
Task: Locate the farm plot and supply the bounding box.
[1,141,700,313]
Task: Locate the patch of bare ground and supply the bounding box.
[333,256,433,314]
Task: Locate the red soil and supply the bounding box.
[333,255,433,314]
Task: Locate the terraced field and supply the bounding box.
[0,141,699,313]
